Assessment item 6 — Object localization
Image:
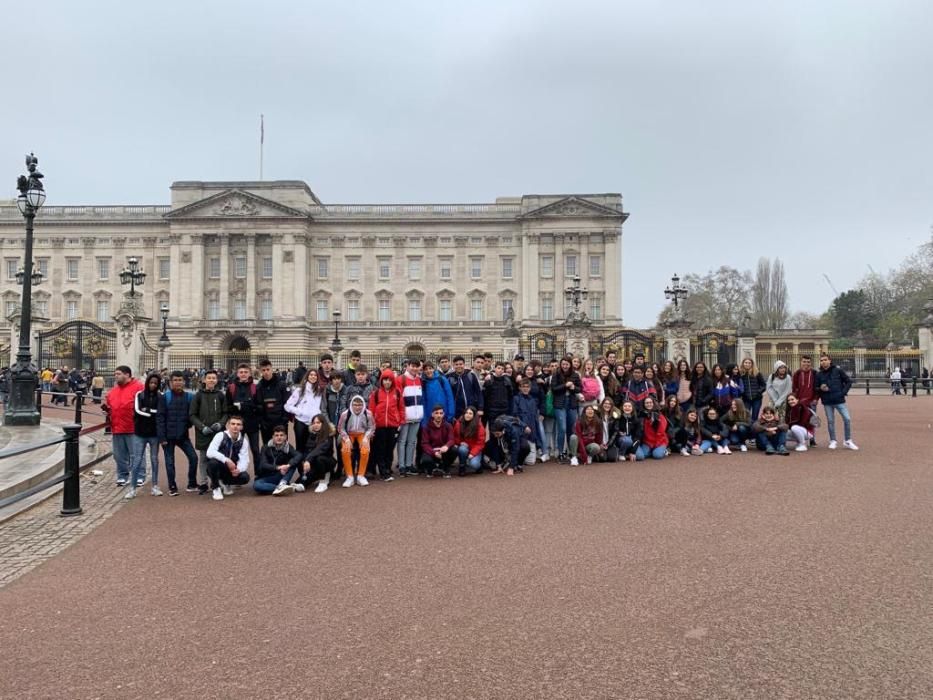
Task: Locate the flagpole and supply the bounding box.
[259,114,264,181]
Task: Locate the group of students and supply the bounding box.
[101,349,859,501]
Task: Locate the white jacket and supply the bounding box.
[285,386,323,424]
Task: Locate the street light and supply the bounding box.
[15,262,44,287]
[563,275,589,322]
[330,310,343,354]
[6,153,46,425]
[119,256,146,296]
[664,273,688,311]
[158,303,170,344]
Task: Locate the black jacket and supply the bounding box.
[815,364,852,405]
[257,441,298,479]
[691,374,714,408]
[483,375,514,416]
[227,379,259,433]
[257,376,289,430]
[549,371,582,410]
[134,388,160,438]
[157,390,193,442]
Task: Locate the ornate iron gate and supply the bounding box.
[692,331,736,368]
[591,329,664,363]
[140,333,159,374]
[520,331,562,363]
[36,320,116,373]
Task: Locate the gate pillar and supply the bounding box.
[113,293,151,376]
[663,319,692,363]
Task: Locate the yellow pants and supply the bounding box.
[341,432,370,477]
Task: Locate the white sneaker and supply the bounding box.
[795,445,808,452]
[342,476,354,488]
[739,444,748,452]
[705,447,714,453]
[722,446,732,455]
[539,452,549,463]
[151,486,163,496]
[843,440,859,451]
[293,483,306,493]
[828,440,838,450]
[586,457,593,465]
[314,481,329,494]
[273,482,294,496]
[123,488,137,500]
[356,475,369,486]
[212,487,224,501]
[569,456,579,466]
[221,484,234,496]
[716,445,725,455]
[680,447,690,456]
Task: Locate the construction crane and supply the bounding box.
[822,273,839,296]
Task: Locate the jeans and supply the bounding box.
[542,416,556,454]
[755,430,787,451]
[162,436,199,489]
[747,397,762,423]
[553,407,578,455]
[113,433,142,484]
[727,426,750,445]
[132,435,160,484]
[457,444,483,473]
[789,425,810,445]
[535,416,546,451]
[619,435,640,460]
[253,466,297,493]
[397,421,420,472]
[636,445,667,460]
[700,439,727,452]
[822,403,852,442]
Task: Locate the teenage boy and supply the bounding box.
[449,355,483,420]
[396,359,424,477]
[337,395,376,487]
[254,425,302,496]
[317,353,337,391]
[324,372,351,427]
[623,366,657,412]
[792,355,819,446]
[205,415,252,501]
[226,363,261,470]
[483,361,514,427]
[752,406,790,456]
[342,349,364,385]
[815,353,858,450]
[437,355,452,376]
[369,369,404,481]
[419,405,455,478]
[487,415,531,476]
[511,379,540,463]
[190,369,227,495]
[103,365,144,490]
[346,364,375,406]
[257,359,289,445]
[156,371,199,496]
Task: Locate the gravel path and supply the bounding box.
[0,395,930,699]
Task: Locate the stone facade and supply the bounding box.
[0,181,627,355]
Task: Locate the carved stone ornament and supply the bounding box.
[672,339,688,361]
[216,195,259,217]
[115,313,135,350]
[181,251,191,263]
[283,250,294,263]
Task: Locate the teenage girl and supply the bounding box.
[700,406,731,454]
[676,407,704,456]
[740,358,766,422]
[676,359,693,411]
[722,398,751,452]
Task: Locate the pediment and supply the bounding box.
[164,189,310,220]
[521,196,625,220]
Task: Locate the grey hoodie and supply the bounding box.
[766,361,792,409]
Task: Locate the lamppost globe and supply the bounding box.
[160,303,169,321]
[15,194,27,215]
[26,187,46,210]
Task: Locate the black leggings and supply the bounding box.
[206,458,251,489]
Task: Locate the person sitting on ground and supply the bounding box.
[752,406,790,456]
[205,415,252,501]
[298,415,338,493]
[254,425,302,496]
[676,407,704,456]
[785,393,815,452]
[700,405,731,455]
[569,404,604,465]
[596,397,622,463]
[337,395,375,488]
[488,415,531,477]
[661,395,682,451]
[615,399,641,461]
[636,396,669,460]
[419,404,456,478]
[453,405,486,476]
[722,398,751,452]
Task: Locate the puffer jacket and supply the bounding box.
[104,378,145,434]
[421,372,455,425]
[815,364,852,406]
[369,371,405,429]
[157,389,193,442]
[641,412,669,449]
[190,387,228,450]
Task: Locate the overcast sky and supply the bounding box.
[2,0,931,327]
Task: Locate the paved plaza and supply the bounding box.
[0,395,930,699]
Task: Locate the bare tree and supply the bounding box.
[752,257,789,329]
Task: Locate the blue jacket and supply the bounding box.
[449,370,483,417]
[815,364,851,405]
[421,372,455,426]
[510,392,538,432]
[157,390,193,442]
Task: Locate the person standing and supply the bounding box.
[189,369,227,495]
[257,359,289,446]
[449,355,483,420]
[368,369,404,481]
[226,363,261,470]
[421,361,454,427]
[284,369,323,453]
[766,361,793,420]
[815,353,858,450]
[395,359,424,477]
[156,371,198,496]
[131,372,163,498]
[102,365,144,493]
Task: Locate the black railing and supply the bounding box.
[861,377,931,396]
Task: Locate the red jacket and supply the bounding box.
[574,418,601,462]
[368,371,405,429]
[453,419,486,457]
[641,413,669,449]
[105,378,144,434]
[792,369,818,407]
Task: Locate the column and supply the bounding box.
[272,235,288,318]
[219,238,229,318]
[520,232,533,319]
[189,235,204,320]
[554,234,564,319]
[606,232,622,322]
[246,236,256,318]
[168,237,182,318]
[293,237,308,319]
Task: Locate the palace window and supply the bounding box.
[540,255,554,278]
[233,256,247,279]
[98,258,111,281]
[5,259,18,281]
[438,257,452,280]
[470,256,483,279]
[346,299,360,321]
[66,300,78,320]
[408,298,422,321]
[470,298,484,321]
[540,294,554,321]
[501,298,514,320]
[589,254,602,277]
[66,258,80,281]
[347,257,361,281]
[378,257,391,280]
[37,259,49,278]
[317,257,329,279]
[208,257,221,279]
[159,257,171,280]
[35,299,48,317]
[501,257,514,279]
[261,256,273,279]
[589,295,602,320]
[378,298,392,321]
[316,300,329,321]
[565,254,578,278]
[232,298,246,320]
[5,301,16,318]
[259,297,273,320]
[96,300,110,322]
[438,299,452,321]
[408,257,422,280]
[207,299,220,320]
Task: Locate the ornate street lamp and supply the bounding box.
[119,256,146,296]
[664,273,688,311]
[330,310,343,354]
[15,262,44,287]
[157,302,172,370]
[6,153,46,425]
[563,275,589,323]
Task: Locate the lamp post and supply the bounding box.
[119,256,146,297]
[664,273,689,313]
[563,275,589,324]
[15,263,44,288]
[157,302,172,371]
[330,310,343,355]
[6,153,46,425]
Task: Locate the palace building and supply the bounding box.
[0,180,627,361]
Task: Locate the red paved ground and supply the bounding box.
[1,395,931,699]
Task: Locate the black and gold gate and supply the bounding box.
[520,331,563,363]
[36,321,116,373]
[140,333,159,374]
[691,331,736,368]
[591,329,665,363]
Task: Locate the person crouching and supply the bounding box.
[254,425,303,496]
[205,415,252,501]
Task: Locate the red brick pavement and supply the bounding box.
[0,395,930,699]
